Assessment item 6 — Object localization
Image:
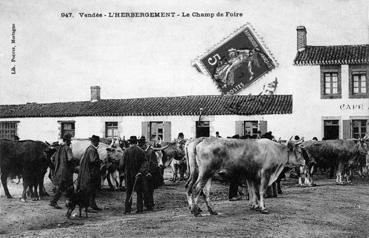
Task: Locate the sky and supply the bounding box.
[0,0,368,104]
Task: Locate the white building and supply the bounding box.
[0,26,368,142]
[293,26,369,140]
[0,85,292,142]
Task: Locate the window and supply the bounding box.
[142,121,171,142]
[324,73,339,94]
[352,120,367,139]
[105,122,118,138]
[349,65,368,98]
[320,65,341,99]
[0,121,18,140]
[235,120,267,138]
[61,122,75,138]
[352,73,366,94]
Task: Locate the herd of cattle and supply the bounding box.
[0,135,368,217]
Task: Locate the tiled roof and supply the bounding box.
[294,44,369,65]
[0,95,292,118]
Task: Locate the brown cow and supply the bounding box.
[152,141,185,183]
[185,137,305,216]
[300,139,368,185]
[0,139,51,201]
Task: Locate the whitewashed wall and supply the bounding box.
[0,113,294,142]
[291,65,369,140]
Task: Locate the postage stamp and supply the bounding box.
[193,23,277,95]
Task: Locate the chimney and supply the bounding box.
[90,86,101,102]
[296,26,307,52]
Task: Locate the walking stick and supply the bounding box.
[128,174,140,203]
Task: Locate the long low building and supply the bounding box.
[0,87,293,142]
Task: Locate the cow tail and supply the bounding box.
[185,143,190,178]
[184,143,191,189]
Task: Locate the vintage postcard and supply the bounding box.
[0,0,369,237]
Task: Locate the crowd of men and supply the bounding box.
[49,133,161,215]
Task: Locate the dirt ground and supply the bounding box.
[1,170,369,238]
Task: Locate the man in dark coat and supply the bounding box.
[139,136,159,211]
[77,135,102,211]
[50,133,74,209]
[176,132,187,181]
[121,136,146,214]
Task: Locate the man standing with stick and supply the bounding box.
[138,136,159,211]
[77,135,102,211]
[50,133,74,209]
[121,136,146,214]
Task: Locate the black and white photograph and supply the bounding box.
[0,0,369,237]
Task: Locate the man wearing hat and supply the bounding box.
[121,136,146,214]
[77,135,102,211]
[138,136,159,211]
[50,133,74,209]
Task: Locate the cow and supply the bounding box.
[185,137,305,216]
[0,139,52,201]
[49,139,124,190]
[300,139,368,185]
[72,139,124,189]
[152,141,185,183]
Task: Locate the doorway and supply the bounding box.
[196,121,210,138]
[323,120,339,140]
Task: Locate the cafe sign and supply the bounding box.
[339,104,369,110]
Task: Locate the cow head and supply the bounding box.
[43,141,60,167]
[286,137,305,166]
[155,150,164,168]
[351,139,369,171]
[106,146,123,164]
[153,142,184,158]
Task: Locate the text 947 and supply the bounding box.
[60,13,73,18]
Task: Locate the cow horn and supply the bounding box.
[152,144,169,151]
[288,136,293,141]
[295,140,303,145]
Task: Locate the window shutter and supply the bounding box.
[342,120,351,139]
[235,121,245,136]
[259,120,268,135]
[141,122,149,139]
[163,121,171,142]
